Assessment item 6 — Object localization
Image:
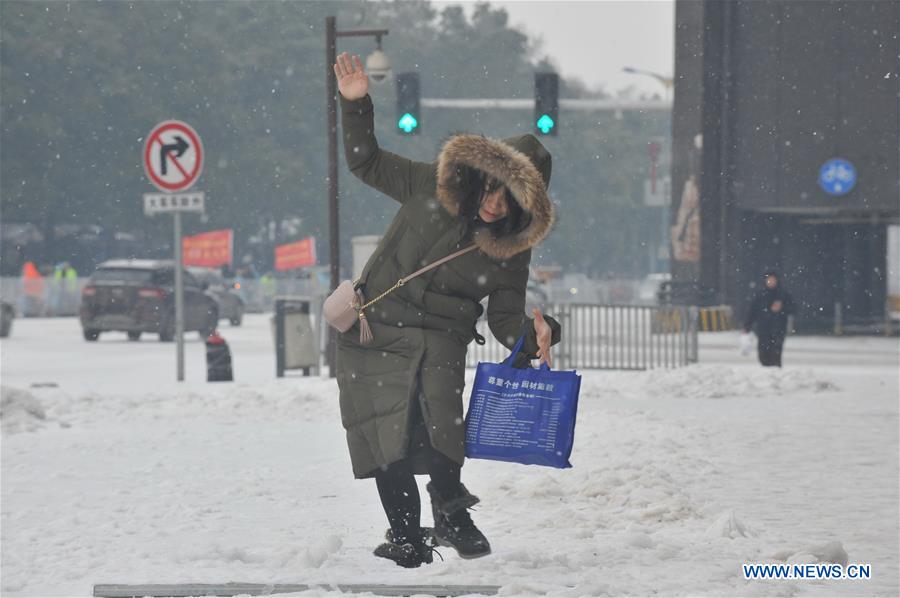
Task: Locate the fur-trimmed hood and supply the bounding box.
[436,133,554,260]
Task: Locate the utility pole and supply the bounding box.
[325,17,389,377]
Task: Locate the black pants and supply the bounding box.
[758,334,785,367]
[374,396,461,544]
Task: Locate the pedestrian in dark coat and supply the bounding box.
[743,270,795,367]
[332,53,562,567]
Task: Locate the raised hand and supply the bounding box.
[333,52,369,101]
[533,308,553,368]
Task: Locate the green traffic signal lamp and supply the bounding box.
[534,72,559,136]
[396,72,421,135]
[398,112,418,134]
[536,114,555,135]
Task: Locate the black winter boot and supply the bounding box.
[373,527,440,568]
[426,482,491,559]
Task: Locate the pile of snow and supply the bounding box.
[705,509,755,539]
[2,317,897,596]
[9,379,340,429]
[1,386,51,434]
[640,365,840,399]
[170,536,343,570]
[773,540,850,566]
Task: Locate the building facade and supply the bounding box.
[671,0,899,332]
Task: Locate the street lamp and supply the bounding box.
[365,36,392,82]
[325,16,389,376]
[622,66,673,102]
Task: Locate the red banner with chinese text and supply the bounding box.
[275,237,317,271]
[182,229,233,268]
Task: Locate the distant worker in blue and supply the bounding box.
[743,270,795,367]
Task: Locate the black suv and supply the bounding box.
[80,260,218,342]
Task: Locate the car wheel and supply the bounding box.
[229,310,243,327]
[127,331,142,341]
[159,314,175,342]
[83,329,101,342]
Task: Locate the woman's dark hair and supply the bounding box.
[455,165,530,239]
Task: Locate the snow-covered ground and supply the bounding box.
[2,315,898,597]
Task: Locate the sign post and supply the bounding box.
[143,120,205,382]
[174,211,185,380]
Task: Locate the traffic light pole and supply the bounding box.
[324,17,389,377]
[325,16,338,378]
[418,96,671,137]
[420,98,671,111]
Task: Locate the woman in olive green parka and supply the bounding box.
[333,53,561,568]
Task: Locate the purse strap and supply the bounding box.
[359,244,477,311]
[401,244,478,284]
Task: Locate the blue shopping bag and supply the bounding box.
[465,335,581,468]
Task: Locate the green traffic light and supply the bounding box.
[536,114,555,134]
[398,113,418,134]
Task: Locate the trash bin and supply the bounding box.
[273,297,318,377]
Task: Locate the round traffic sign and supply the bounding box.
[143,120,203,192]
[818,158,856,196]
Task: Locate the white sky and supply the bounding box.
[432,0,675,96]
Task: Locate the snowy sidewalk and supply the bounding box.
[2,316,898,597]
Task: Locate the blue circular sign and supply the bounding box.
[818,159,857,196]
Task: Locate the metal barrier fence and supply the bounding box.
[2,276,699,370]
[0,277,323,317]
[466,303,699,370]
[1,277,650,318]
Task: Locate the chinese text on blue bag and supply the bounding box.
[465,336,581,468]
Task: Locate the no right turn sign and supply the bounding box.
[143,120,204,192]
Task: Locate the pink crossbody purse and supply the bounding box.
[323,244,477,345]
